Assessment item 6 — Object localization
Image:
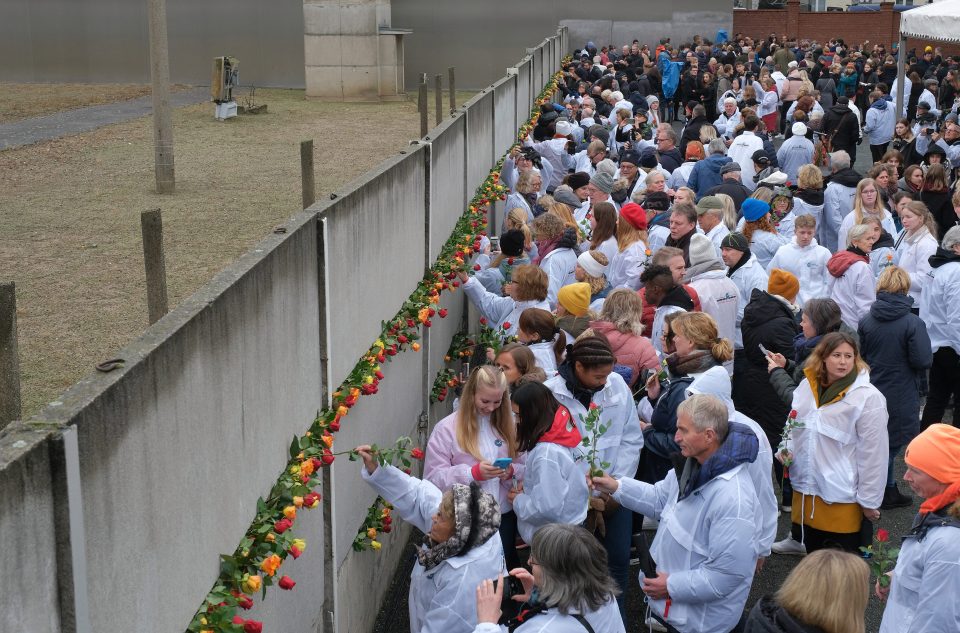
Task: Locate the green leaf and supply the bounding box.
[290,436,300,459]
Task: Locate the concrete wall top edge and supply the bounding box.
[0,422,58,472]
[424,110,466,141]
[312,142,428,218]
[26,208,320,427]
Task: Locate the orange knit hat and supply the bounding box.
[905,423,960,514]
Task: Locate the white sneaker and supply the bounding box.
[771,536,807,555]
[642,516,660,531]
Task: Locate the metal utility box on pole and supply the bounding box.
[148,0,175,193]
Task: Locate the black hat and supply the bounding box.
[567,171,591,190]
[619,150,641,166]
[499,230,525,257]
[644,191,671,211]
[640,147,658,169]
[721,232,750,252]
[751,149,770,165]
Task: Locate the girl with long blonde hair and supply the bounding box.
[838,178,896,249]
[423,364,521,568]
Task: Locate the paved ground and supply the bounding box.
[0,87,209,151]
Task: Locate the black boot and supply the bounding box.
[881,484,913,509]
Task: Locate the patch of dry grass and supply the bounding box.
[0,88,455,418]
[0,82,192,124]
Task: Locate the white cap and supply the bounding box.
[788,60,798,69]
[555,120,574,137]
[791,122,808,137]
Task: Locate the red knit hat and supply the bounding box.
[620,202,647,230]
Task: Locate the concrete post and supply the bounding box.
[419,80,428,138]
[147,0,175,194]
[448,67,456,114]
[0,282,21,429]
[301,140,316,210]
[434,74,443,126]
[140,209,169,325]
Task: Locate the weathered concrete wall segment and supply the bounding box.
[0,30,565,633]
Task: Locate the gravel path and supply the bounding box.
[0,87,209,151]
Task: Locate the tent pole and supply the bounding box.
[895,34,907,118]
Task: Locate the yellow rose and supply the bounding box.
[283,506,297,520]
[241,574,262,594]
[293,496,304,508]
[289,464,300,475]
[292,538,307,553]
[265,533,275,543]
[370,540,382,550]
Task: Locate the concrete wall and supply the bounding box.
[560,11,733,58]
[0,31,564,633]
[0,0,305,87]
[0,426,63,633]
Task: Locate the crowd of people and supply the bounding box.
[361,32,960,633]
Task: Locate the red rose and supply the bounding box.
[877,528,890,543]
[423,320,432,327]
[274,518,293,534]
[398,335,408,344]
[290,545,302,559]
[237,595,254,610]
[452,281,460,288]
[244,620,263,633]
[304,492,321,508]
[789,410,798,419]
[375,370,385,380]
[507,258,514,265]
[278,575,296,590]
[411,448,425,460]
[311,457,323,472]
[328,419,341,432]
[233,616,245,625]
[502,321,511,330]
[383,524,392,533]
[479,317,487,326]
[428,308,435,317]
[473,264,482,271]
[438,309,448,318]
[589,402,599,410]
[321,449,335,465]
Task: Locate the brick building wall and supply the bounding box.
[732,1,960,58]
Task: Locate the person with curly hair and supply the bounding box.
[740,198,787,268]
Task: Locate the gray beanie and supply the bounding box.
[590,171,614,194]
[553,185,582,208]
[688,234,717,267]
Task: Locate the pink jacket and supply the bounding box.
[589,320,660,387]
[423,410,524,512]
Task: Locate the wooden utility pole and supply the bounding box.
[0,282,21,430]
[141,209,169,324]
[148,0,175,193]
[301,140,316,209]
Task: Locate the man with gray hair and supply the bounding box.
[593,393,760,633]
[822,150,862,251]
[714,97,742,139]
[687,138,732,199]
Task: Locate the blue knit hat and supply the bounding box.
[742,198,770,222]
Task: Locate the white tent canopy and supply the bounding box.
[895,0,960,118]
[900,0,960,45]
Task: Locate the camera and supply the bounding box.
[493,576,525,605]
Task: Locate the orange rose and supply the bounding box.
[260,554,282,577]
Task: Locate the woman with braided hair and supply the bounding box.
[544,334,642,624]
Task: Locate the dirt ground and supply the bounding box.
[0,87,473,418]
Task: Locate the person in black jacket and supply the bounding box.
[821,96,861,162]
[679,102,713,157]
[733,279,799,504]
[858,266,933,509]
